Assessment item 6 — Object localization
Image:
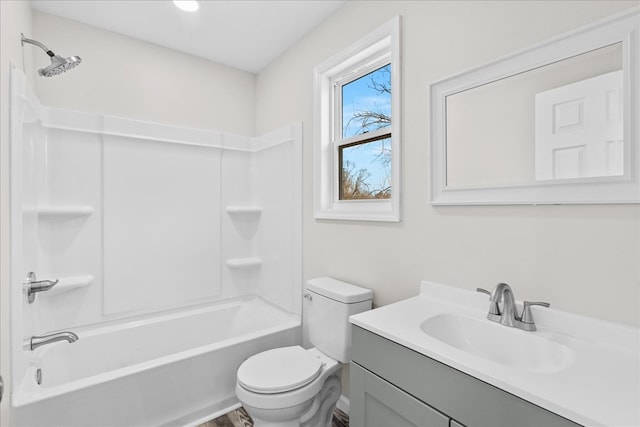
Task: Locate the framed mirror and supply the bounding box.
[430,9,639,205]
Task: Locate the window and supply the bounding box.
[339,64,392,200]
[314,17,400,221]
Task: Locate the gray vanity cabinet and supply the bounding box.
[350,363,449,427]
[350,326,581,427]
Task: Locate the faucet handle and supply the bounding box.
[477,287,501,320]
[521,301,550,325]
[476,287,491,296]
[24,272,59,304]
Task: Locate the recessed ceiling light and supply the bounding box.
[173,0,199,12]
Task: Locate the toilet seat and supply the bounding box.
[237,346,323,394]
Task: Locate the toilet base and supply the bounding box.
[252,419,301,427]
[243,375,342,427]
[244,398,314,427]
[300,375,341,427]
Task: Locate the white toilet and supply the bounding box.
[235,277,373,427]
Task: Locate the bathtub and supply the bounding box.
[12,295,300,427]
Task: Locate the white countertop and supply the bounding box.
[349,281,640,427]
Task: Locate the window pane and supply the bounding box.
[339,136,391,200]
[342,64,391,138]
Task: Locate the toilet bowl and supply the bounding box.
[235,277,373,427]
[236,347,341,427]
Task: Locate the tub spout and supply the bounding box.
[30,331,79,351]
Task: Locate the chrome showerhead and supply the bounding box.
[21,33,82,77]
[38,54,82,77]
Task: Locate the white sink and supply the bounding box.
[420,313,574,373]
[349,280,640,427]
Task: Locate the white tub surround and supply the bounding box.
[9,68,303,426]
[350,281,640,427]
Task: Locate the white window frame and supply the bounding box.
[314,16,401,222]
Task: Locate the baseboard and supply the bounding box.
[336,394,350,414]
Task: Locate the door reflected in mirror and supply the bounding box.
[445,43,622,189]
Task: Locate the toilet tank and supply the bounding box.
[304,277,373,363]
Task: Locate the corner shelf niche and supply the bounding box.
[226,258,263,269]
[226,206,262,216]
[34,205,94,220]
[45,274,94,297]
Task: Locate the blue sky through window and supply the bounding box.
[340,64,391,197]
[342,64,391,137]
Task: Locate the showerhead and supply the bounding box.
[21,33,82,77]
[38,54,82,77]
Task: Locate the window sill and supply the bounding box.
[314,199,400,222]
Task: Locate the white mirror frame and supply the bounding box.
[430,8,639,205]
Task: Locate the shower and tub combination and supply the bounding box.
[9,36,303,426]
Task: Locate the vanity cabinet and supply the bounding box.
[350,326,581,427]
[350,363,449,427]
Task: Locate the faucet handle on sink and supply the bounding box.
[520,301,550,331]
[477,288,501,321]
[476,288,490,296]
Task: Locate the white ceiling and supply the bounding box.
[30,0,345,73]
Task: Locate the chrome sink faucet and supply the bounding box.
[490,282,518,328]
[477,283,549,332]
[29,331,79,350]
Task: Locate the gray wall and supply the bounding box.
[31,10,257,136]
[255,0,640,327]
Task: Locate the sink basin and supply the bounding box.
[350,280,640,426]
[420,313,575,373]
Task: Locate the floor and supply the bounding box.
[198,406,349,427]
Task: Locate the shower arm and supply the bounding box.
[21,33,55,57]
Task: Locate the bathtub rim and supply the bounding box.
[12,294,301,407]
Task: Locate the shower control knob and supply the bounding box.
[24,272,59,304]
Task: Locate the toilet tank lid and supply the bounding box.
[306,277,373,303]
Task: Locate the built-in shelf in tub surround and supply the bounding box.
[30,205,95,220]
[226,258,263,269]
[226,206,262,215]
[45,275,94,297]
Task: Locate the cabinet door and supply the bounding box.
[351,362,449,427]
